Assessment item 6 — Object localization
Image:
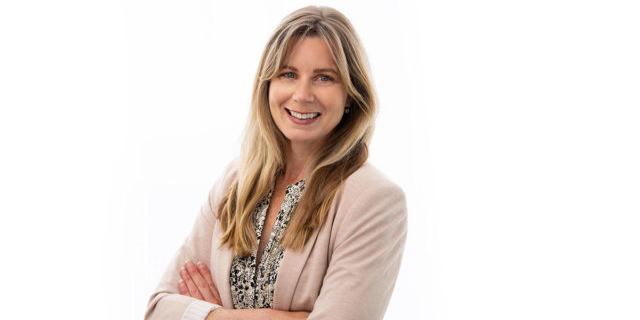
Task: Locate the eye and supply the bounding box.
[317,75,334,82]
[281,72,295,79]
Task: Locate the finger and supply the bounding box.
[177,279,189,296]
[180,266,203,300]
[180,266,204,300]
[197,261,222,303]
[184,260,216,302]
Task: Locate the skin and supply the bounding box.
[268,35,349,171]
[178,36,349,319]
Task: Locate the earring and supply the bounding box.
[344,106,351,114]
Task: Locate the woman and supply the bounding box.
[145,6,407,320]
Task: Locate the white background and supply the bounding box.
[1,0,639,319]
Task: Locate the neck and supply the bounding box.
[281,141,320,184]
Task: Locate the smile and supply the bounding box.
[286,108,321,120]
[285,108,321,125]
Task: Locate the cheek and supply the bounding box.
[268,82,291,107]
[267,86,276,107]
[268,88,282,119]
[322,90,348,115]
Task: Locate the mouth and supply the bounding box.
[286,108,321,120]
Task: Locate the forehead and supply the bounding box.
[283,36,337,69]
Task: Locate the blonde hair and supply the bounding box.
[218,6,377,256]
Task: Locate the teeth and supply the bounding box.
[289,110,319,120]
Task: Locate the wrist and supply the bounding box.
[205,307,223,320]
[266,309,279,320]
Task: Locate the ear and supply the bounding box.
[345,95,352,107]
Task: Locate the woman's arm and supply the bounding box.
[206,308,309,320]
[181,181,407,320]
[304,182,408,320]
[180,261,309,320]
[171,168,406,320]
[145,161,238,320]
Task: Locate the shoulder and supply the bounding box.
[219,157,242,187]
[333,162,407,222]
[340,162,405,201]
[213,157,241,194]
[206,157,241,217]
[330,162,408,244]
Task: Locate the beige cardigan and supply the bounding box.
[145,160,408,320]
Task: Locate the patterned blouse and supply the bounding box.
[229,179,306,309]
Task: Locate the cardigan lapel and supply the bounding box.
[273,225,322,311]
[211,222,234,308]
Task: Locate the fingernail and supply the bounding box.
[178,279,183,283]
[184,259,191,265]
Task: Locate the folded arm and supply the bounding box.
[178,260,309,320]
[145,160,310,320]
[145,164,232,320]
[205,308,309,320]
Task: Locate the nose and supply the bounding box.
[292,80,315,104]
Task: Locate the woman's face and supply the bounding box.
[268,36,348,152]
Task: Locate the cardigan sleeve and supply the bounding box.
[144,161,237,320]
[307,181,408,320]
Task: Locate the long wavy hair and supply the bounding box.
[218,6,378,256]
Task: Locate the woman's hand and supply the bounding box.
[179,260,310,320]
[178,259,222,306]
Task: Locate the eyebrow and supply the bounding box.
[282,65,339,76]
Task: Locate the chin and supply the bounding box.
[284,135,316,144]
[282,132,323,146]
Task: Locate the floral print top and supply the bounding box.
[229,179,306,309]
